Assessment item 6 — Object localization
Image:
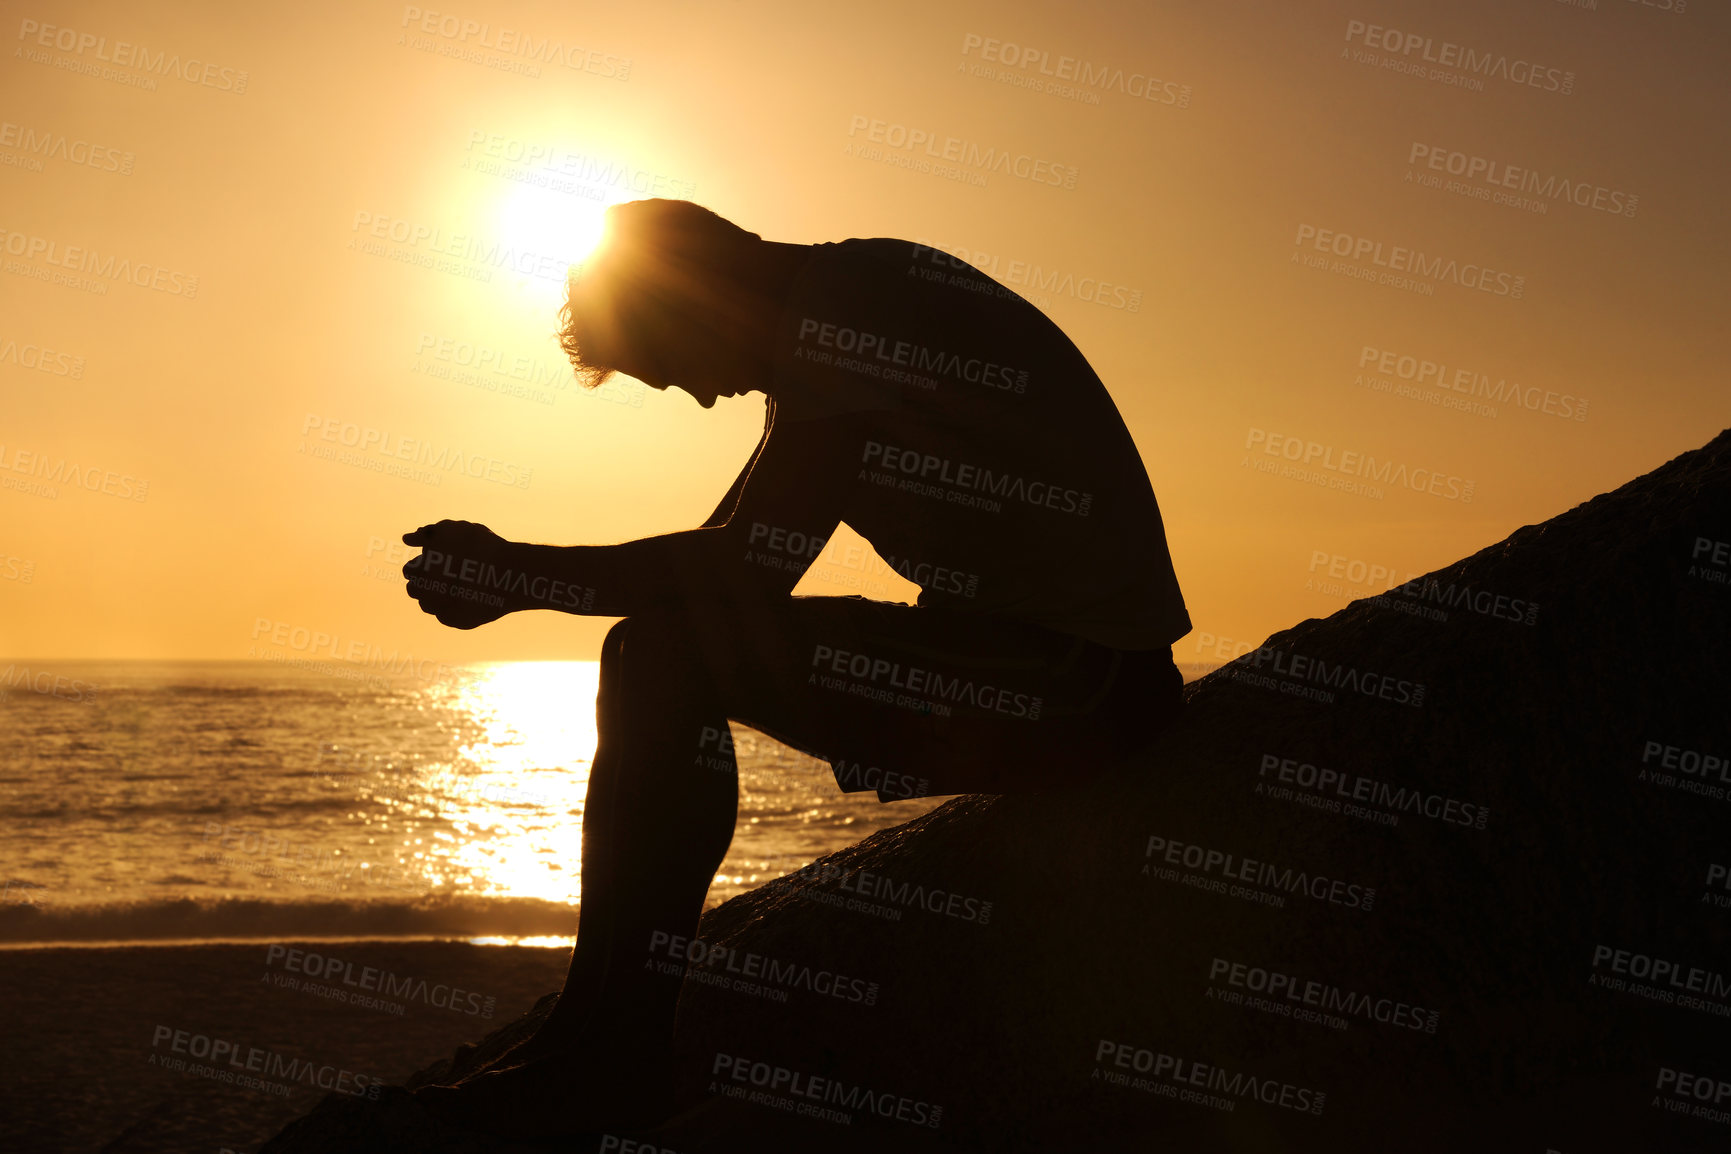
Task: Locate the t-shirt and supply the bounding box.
[728,237,1191,652]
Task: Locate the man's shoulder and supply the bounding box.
[807,237,922,275]
[826,236,920,255]
[809,236,1039,318]
[821,236,986,273]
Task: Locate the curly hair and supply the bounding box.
[556,200,762,389]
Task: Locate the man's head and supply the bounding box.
[557,199,767,407]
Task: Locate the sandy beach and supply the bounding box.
[0,939,571,1153]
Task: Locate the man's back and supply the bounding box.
[763,237,1190,651]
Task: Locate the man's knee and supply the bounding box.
[601,616,633,664]
[600,611,732,726]
[602,610,703,676]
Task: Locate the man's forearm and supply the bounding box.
[495,529,730,617]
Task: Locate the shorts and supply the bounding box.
[684,595,1185,800]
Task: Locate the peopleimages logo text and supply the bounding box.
[1294,225,1523,298]
[299,413,532,489]
[398,7,631,78]
[959,33,1192,107]
[1144,835,1375,910]
[811,643,1043,720]
[1245,428,1474,502]
[862,440,1091,517]
[150,1025,381,1097]
[0,226,199,297]
[846,115,1078,189]
[0,120,134,173]
[797,317,1029,394]
[1230,643,1426,708]
[16,18,250,92]
[1357,345,1587,421]
[1343,19,1574,94]
[1407,143,1635,217]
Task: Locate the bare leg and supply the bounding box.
[542,611,738,1051]
[417,612,738,1134]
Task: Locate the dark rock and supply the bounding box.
[263,430,1731,1152]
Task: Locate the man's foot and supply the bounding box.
[434,1027,571,1086]
[413,1048,675,1139]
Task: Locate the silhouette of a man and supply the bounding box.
[406,199,1190,1137]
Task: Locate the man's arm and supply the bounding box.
[403,406,858,627]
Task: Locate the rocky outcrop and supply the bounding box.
[264,430,1731,1152]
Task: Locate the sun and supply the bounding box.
[493,181,612,294]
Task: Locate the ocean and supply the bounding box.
[0,660,953,948]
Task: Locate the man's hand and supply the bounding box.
[402,519,516,630]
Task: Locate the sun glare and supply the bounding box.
[494,182,612,301]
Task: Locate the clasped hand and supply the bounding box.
[401,519,516,630]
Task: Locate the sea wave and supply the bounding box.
[0,894,579,945]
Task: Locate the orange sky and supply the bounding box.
[2,0,1726,664]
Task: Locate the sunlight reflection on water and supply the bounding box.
[408,662,597,906]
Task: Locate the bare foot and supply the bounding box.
[414,1048,675,1139]
[438,1028,572,1085]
